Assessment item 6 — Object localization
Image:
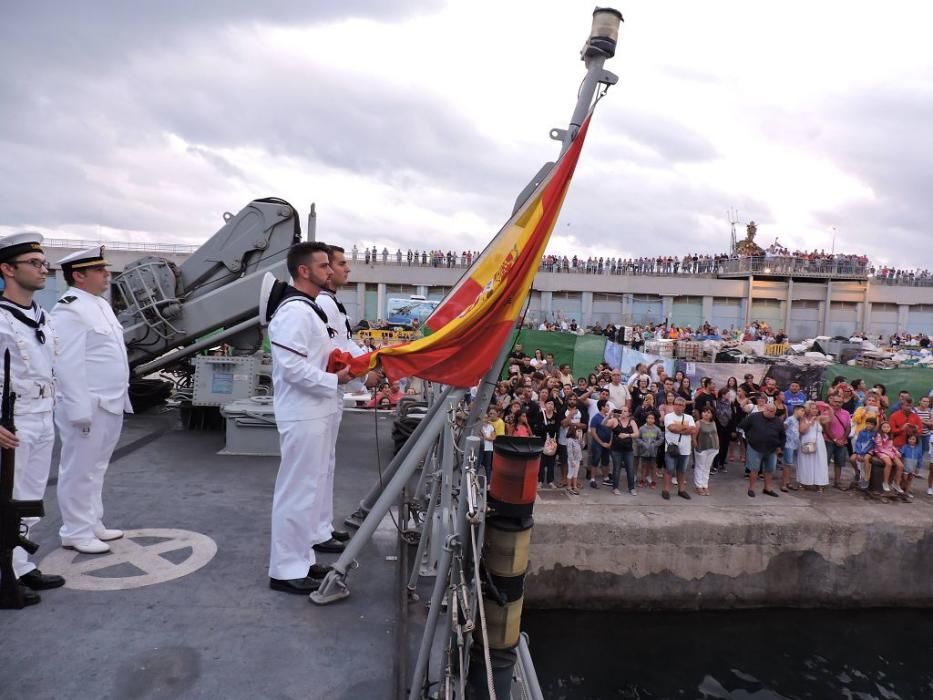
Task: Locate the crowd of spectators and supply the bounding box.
[477,343,933,501]
[347,243,932,285]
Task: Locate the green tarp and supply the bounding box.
[501,330,608,380]
[821,364,933,400]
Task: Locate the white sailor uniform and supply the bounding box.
[315,290,367,545]
[51,286,132,545]
[268,292,340,580]
[0,297,57,578]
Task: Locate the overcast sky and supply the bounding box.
[1,1,931,268]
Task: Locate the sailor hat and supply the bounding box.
[0,231,44,264]
[56,245,110,271]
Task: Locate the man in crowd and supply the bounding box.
[53,246,132,555]
[0,233,65,605]
[265,242,354,595]
[783,381,807,410]
[738,401,785,498]
[823,394,852,489]
[606,370,630,411]
[663,397,696,500]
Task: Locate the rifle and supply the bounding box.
[0,348,45,609]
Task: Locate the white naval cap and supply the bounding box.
[56,245,111,271]
[0,231,44,264]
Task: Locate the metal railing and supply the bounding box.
[717,255,869,279]
[42,237,199,254]
[871,275,933,287]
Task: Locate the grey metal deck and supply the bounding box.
[0,409,405,700]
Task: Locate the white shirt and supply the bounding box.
[607,382,630,409]
[317,291,366,396]
[0,298,56,414]
[269,296,339,421]
[664,411,695,455]
[51,287,132,422]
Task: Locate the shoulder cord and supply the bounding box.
[0,300,46,344]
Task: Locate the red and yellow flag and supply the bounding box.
[345,115,593,387]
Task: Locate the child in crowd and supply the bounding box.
[872,421,905,494]
[565,425,583,495]
[850,416,878,489]
[781,404,804,491]
[899,432,922,500]
[635,412,662,489]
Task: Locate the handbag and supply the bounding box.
[543,436,558,456]
[801,442,817,454]
[665,415,685,456]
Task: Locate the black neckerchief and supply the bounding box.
[320,289,353,339]
[277,287,336,338]
[0,297,46,344]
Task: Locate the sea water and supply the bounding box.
[523,608,933,699]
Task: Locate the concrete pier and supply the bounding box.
[525,472,933,610]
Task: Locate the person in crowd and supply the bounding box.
[606,370,630,410]
[481,405,505,482]
[738,401,785,498]
[823,394,853,489]
[725,376,739,401]
[711,388,735,474]
[849,378,867,410]
[636,412,662,489]
[693,377,716,418]
[662,397,696,500]
[677,377,694,414]
[850,416,879,489]
[589,399,614,489]
[530,348,546,370]
[781,404,804,491]
[609,406,639,496]
[914,396,933,470]
[565,425,583,495]
[535,399,560,488]
[634,392,660,427]
[630,376,651,414]
[739,373,759,397]
[889,394,922,450]
[898,432,922,499]
[797,401,830,493]
[511,409,533,438]
[503,400,522,434]
[851,391,883,433]
[783,381,807,410]
[872,421,904,493]
[692,406,719,496]
[873,383,890,413]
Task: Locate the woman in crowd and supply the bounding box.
[511,409,533,438]
[630,377,651,414]
[587,372,599,388]
[725,376,739,402]
[850,378,867,410]
[609,406,639,495]
[693,406,719,495]
[534,399,560,488]
[872,383,890,412]
[660,391,678,420]
[635,392,660,426]
[530,348,547,370]
[677,376,694,414]
[732,387,754,463]
[797,401,829,492]
[564,426,583,495]
[636,412,662,488]
[504,400,522,435]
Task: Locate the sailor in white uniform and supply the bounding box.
[314,244,380,553]
[0,232,65,604]
[52,246,131,554]
[264,242,353,595]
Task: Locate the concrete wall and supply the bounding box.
[525,500,933,610]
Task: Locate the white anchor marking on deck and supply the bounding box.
[38,528,218,591]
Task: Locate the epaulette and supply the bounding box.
[58,296,78,304]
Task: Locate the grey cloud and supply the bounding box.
[602,108,719,164]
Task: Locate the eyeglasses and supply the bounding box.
[10,258,50,270]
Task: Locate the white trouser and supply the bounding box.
[312,407,342,545]
[693,448,718,489]
[12,411,55,578]
[269,418,331,580]
[56,404,124,543]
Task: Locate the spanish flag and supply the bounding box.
[347,114,593,387]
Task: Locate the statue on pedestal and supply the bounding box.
[735,221,764,256]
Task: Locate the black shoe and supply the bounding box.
[19,569,65,591]
[662,490,671,500]
[678,490,691,500]
[308,564,333,579]
[312,538,346,554]
[331,529,351,543]
[269,576,321,594]
[763,489,780,498]
[17,585,41,606]
[747,489,756,498]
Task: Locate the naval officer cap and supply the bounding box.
[56,245,111,272]
[0,231,44,264]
